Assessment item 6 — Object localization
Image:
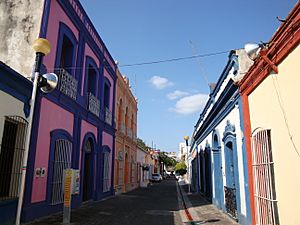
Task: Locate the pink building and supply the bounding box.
[0,0,116,222]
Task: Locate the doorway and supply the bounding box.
[83,138,93,201]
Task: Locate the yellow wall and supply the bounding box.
[248,45,300,225]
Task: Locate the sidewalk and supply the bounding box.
[178,183,238,225]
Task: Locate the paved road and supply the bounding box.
[25,179,238,225]
[25,179,183,225]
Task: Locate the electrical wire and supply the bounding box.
[118,50,230,67]
[271,74,300,158]
[46,49,230,71]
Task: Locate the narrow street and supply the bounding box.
[25,179,237,225]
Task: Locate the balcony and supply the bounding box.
[105,107,112,126]
[88,92,100,117]
[57,68,78,100]
[224,186,237,219]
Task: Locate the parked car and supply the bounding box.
[151,173,163,182]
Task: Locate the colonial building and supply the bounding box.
[0,62,32,225]
[0,0,116,222]
[238,2,300,224]
[136,145,150,188]
[190,49,253,225]
[114,69,138,194]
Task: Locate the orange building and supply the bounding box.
[114,69,138,194]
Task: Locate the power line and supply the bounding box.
[46,49,231,71]
[119,50,231,67]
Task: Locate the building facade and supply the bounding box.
[238,3,300,224]
[191,49,253,225]
[136,145,150,188]
[0,0,116,222]
[0,62,32,225]
[114,69,138,194]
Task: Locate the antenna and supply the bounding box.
[189,40,210,88]
[134,74,137,98]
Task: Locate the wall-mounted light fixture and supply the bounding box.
[244,43,278,74]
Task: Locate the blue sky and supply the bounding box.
[81,0,297,152]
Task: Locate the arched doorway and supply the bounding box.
[204,146,212,201]
[82,137,94,202]
[223,120,239,220]
[124,151,129,190]
[212,130,224,210]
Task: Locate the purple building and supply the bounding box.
[0,0,116,222]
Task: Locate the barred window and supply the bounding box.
[118,151,123,185]
[103,152,110,192]
[0,116,27,200]
[130,156,135,183]
[252,129,279,225]
[50,139,72,205]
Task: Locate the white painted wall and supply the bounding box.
[0,90,28,142]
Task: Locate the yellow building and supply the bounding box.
[114,69,138,194]
[239,3,300,224]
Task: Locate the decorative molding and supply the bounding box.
[223,120,236,142]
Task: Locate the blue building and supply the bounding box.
[0,0,117,222]
[190,49,253,225]
[0,62,32,225]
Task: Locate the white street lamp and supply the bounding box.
[183,135,191,195]
[15,38,58,225]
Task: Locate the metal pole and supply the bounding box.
[15,71,39,225]
[186,140,191,194]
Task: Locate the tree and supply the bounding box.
[137,138,150,151]
[158,152,177,167]
[175,162,187,175]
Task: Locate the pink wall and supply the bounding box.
[43,0,79,70]
[31,98,73,203]
[79,120,98,170]
[81,43,101,96]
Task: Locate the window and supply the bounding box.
[103,152,110,192]
[104,78,112,125]
[118,151,123,185]
[87,65,97,95]
[0,116,27,200]
[60,35,75,74]
[50,139,72,205]
[55,23,78,100]
[130,156,135,183]
[252,129,279,225]
[104,83,110,109]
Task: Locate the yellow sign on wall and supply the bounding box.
[64,169,72,207]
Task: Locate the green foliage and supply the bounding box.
[175,162,187,175]
[158,152,177,167]
[137,138,150,151]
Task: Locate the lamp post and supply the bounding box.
[15,38,52,225]
[184,135,191,194]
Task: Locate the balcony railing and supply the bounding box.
[224,186,237,219]
[57,68,78,100]
[88,92,100,117]
[105,108,112,125]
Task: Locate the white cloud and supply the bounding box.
[170,93,208,115]
[167,90,189,100]
[149,76,173,89]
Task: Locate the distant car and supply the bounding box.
[151,173,163,182]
